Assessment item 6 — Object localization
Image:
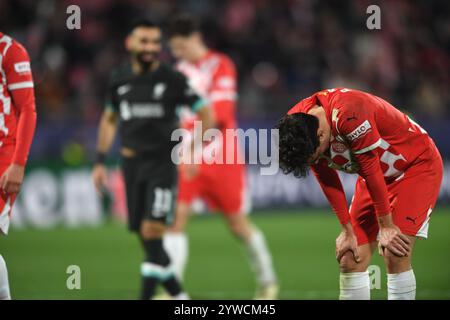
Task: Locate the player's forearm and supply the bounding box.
[189,106,215,160]
[96,111,118,156]
[311,165,351,226]
[197,105,215,132]
[11,88,37,166]
[355,151,391,219]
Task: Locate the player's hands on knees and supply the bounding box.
[0,164,25,194]
[92,164,108,195]
[336,224,360,263]
[378,221,411,257]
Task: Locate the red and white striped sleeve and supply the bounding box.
[2,40,37,166]
[3,41,34,91]
[209,55,238,127]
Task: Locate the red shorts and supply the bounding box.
[350,144,443,245]
[0,163,17,236]
[177,162,249,215]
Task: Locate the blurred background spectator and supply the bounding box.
[1,0,449,163]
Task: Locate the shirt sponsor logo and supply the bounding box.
[14,61,31,74]
[119,101,165,120]
[346,120,372,141]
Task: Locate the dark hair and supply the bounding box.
[128,18,159,35]
[168,13,200,38]
[275,113,320,178]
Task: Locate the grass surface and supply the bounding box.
[1,208,450,299]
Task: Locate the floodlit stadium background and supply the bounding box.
[0,0,449,299]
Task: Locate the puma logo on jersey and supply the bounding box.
[153,83,166,99]
[347,113,358,121]
[346,120,372,141]
[406,216,417,225]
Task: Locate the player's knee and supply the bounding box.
[170,207,189,233]
[140,220,165,240]
[339,251,367,273]
[227,217,247,240]
[383,250,412,274]
[228,220,242,236]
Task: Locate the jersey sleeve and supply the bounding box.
[175,72,207,113]
[311,161,351,225]
[336,97,381,155]
[104,73,119,113]
[209,56,237,127]
[3,42,37,166]
[3,42,34,91]
[353,151,391,217]
[336,96,390,217]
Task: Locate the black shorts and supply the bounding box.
[121,155,177,232]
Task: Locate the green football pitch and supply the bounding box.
[1,208,450,300]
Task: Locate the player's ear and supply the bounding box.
[317,128,325,142]
[192,32,202,43]
[125,36,132,51]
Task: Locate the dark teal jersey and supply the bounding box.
[105,63,206,156]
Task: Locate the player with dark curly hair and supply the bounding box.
[276,113,320,178]
[276,88,443,300]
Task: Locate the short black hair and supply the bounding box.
[168,13,200,38]
[128,18,159,35]
[275,113,320,178]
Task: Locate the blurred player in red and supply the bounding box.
[164,15,278,299]
[276,88,443,300]
[0,32,37,300]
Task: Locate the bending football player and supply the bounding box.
[276,88,443,300]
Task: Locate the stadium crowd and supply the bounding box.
[0,0,448,161]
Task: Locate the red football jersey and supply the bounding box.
[288,88,432,179]
[0,32,37,235]
[176,50,240,163]
[177,50,237,129]
[0,32,36,165]
[287,88,436,224]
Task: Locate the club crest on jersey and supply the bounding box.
[117,84,132,95]
[331,141,348,153]
[346,120,372,141]
[153,83,166,99]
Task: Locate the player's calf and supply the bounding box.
[139,220,187,300]
[339,243,374,300]
[224,214,253,242]
[382,238,416,300]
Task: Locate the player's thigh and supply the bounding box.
[339,242,377,273]
[121,159,145,232]
[140,181,175,239]
[0,189,17,236]
[176,169,200,206]
[349,178,379,246]
[207,164,249,216]
[143,176,177,228]
[389,156,443,239]
[0,161,14,235]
